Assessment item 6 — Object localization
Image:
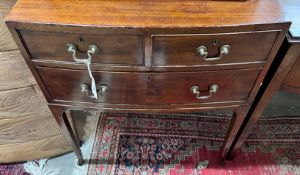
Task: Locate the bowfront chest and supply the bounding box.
[6,0,290,165]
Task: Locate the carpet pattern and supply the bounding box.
[1,113,299,175]
[0,163,29,175]
[247,116,300,142]
[87,113,300,175]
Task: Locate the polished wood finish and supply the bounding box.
[153,31,278,67]
[220,105,249,160]
[20,30,144,65]
[6,0,288,28]
[6,0,290,164]
[282,54,300,93]
[37,67,260,105]
[229,39,300,157]
[49,105,83,165]
[279,0,300,94]
[229,0,300,158]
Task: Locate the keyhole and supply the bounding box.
[213,39,219,46]
[79,37,84,43]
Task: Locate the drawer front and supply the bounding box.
[153,31,279,66]
[37,67,260,104]
[283,55,300,89]
[20,30,144,65]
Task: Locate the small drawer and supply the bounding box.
[152,31,279,66]
[19,30,144,65]
[37,67,260,105]
[283,55,300,90]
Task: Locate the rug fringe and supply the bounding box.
[24,159,61,175]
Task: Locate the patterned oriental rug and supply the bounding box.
[84,113,300,175]
[1,113,299,175]
[0,164,29,175]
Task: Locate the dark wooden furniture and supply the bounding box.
[281,44,300,94]
[5,0,290,165]
[229,0,300,158]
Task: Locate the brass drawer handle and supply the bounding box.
[67,44,99,99]
[196,45,230,61]
[80,84,109,98]
[67,44,99,64]
[190,85,218,99]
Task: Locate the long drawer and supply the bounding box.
[153,31,279,66]
[37,67,260,105]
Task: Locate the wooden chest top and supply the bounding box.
[6,0,289,28]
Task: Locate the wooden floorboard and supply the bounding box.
[0,111,62,144]
[0,51,36,91]
[0,86,48,120]
[0,85,72,162]
[0,0,71,163]
[0,134,71,163]
[0,0,17,10]
[0,8,18,52]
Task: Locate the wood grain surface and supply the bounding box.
[0,0,71,163]
[0,111,60,144]
[283,54,300,89]
[152,31,278,66]
[0,86,48,120]
[37,67,260,105]
[0,67,72,163]
[20,30,144,65]
[0,51,36,90]
[279,0,300,93]
[0,135,70,163]
[0,9,17,51]
[230,42,300,156]
[0,0,17,51]
[0,0,17,10]
[6,0,288,28]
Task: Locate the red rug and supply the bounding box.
[87,113,300,175]
[0,113,299,175]
[0,163,28,175]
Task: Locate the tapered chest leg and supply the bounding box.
[49,105,84,166]
[66,110,83,146]
[219,105,250,163]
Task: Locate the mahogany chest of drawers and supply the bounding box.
[6,0,290,165]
